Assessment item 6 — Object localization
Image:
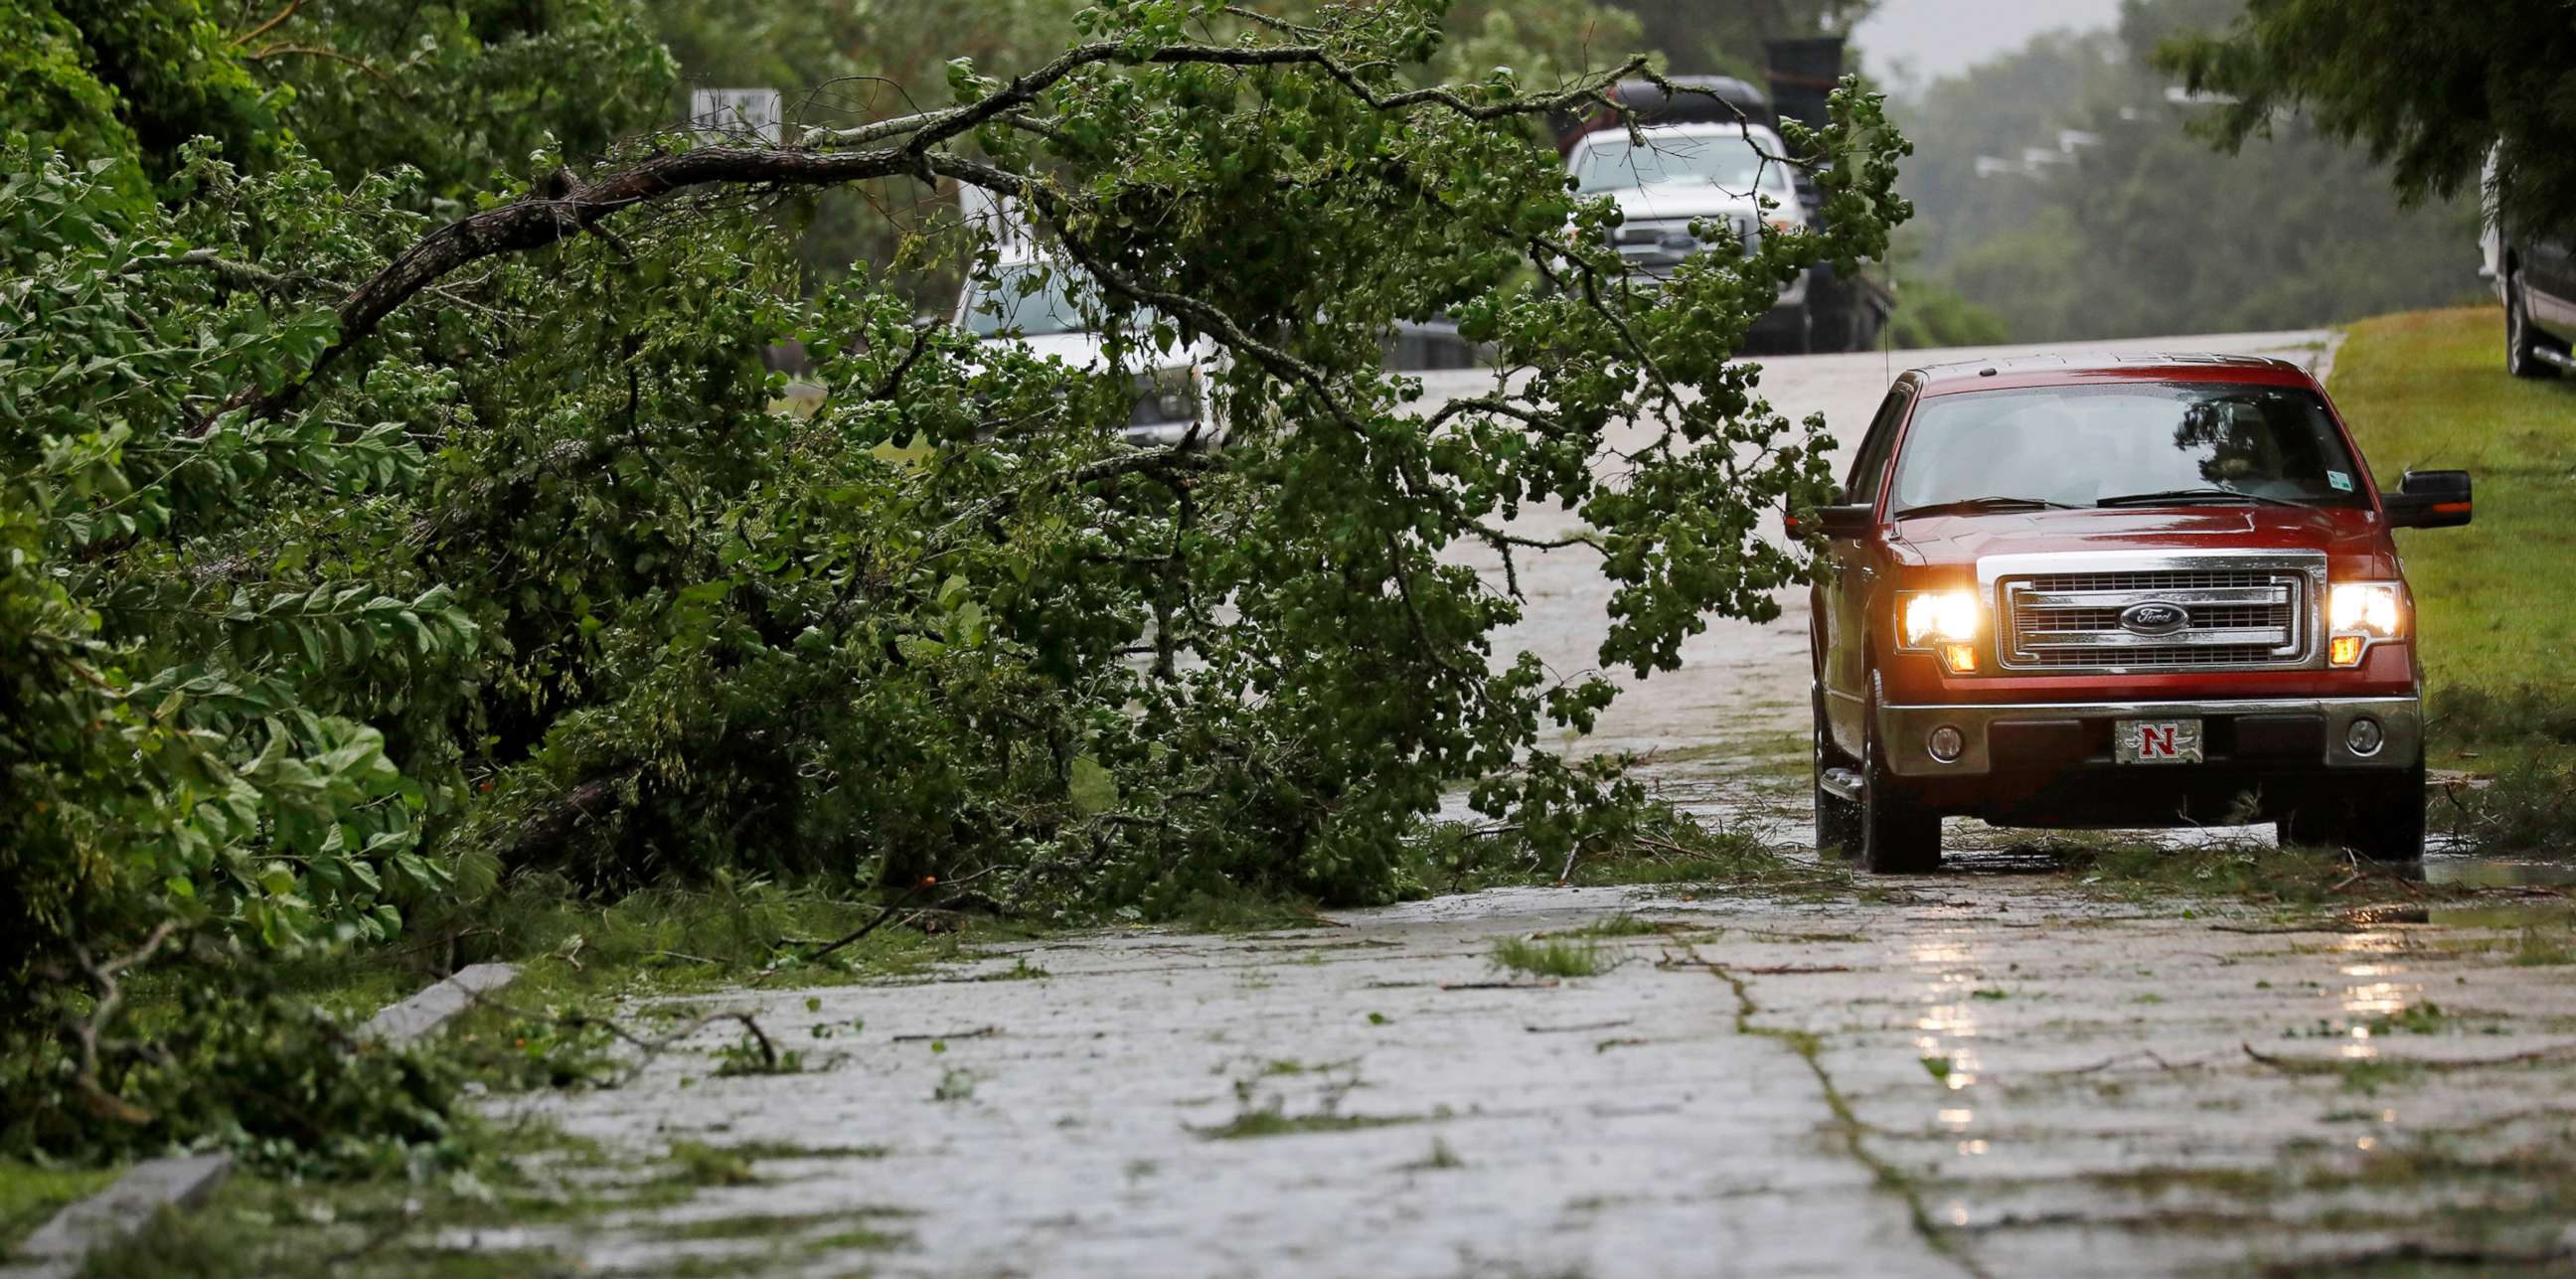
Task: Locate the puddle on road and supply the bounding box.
[1439,764,2576,894]
[2423,900,2576,928]
[2422,853,2576,888]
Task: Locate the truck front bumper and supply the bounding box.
[1876,696,2422,779]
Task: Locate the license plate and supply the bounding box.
[2115,719,2204,764]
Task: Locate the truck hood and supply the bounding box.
[1888,505,2397,577]
[973,331,1216,375]
[1606,182,1771,224]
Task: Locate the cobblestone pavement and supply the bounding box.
[491,879,2576,1278]
[474,333,2575,1276]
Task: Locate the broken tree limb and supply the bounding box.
[184,39,1646,439]
[499,763,641,867]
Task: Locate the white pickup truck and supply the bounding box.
[1564,120,1817,350]
[954,258,1223,449]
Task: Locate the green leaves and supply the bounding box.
[1068,754,1120,815]
[5,0,1915,1164]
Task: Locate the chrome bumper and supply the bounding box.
[1121,419,1219,448]
[1876,696,2421,778]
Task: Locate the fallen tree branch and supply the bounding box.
[468,991,788,1083]
[889,1026,1000,1042]
[64,921,185,1125]
[187,35,1643,439]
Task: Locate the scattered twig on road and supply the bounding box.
[2259,1239,2575,1275]
[763,867,1000,985]
[1525,1018,1634,1034]
[2205,911,2426,935]
[1440,979,1559,991]
[2052,1047,2227,1076]
[2242,1039,2576,1074]
[466,991,789,1083]
[793,879,934,964]
[890,1026,1001,1042]
[1652,953,1847,975]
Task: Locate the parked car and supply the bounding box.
[1562,120,1817,350]
[955,258,1222,449]
[1793,354,2474,873]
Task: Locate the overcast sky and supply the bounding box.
[1850,0,2128,93]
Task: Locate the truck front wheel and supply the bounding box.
[2507,268,2561,381]
[1857,679,1941,874]
[2276,763,2426,862]
[1814,685,1860,857]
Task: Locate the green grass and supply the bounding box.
[2330,308,2576,762]
[1490,937,1607,978]
[2332,308,2576,857]
[1196,1109,1422,1140]
[2046,834,2447,908]
[1533,914,1665,940]
[0,1160,119,1252]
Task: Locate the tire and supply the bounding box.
[1848,307,1883,354]
[1814,684,1860,857]
[1857,676,1941,874]
[2275,762,2426,863]
[2506,268,2561,381]
[1811,307,1852,355]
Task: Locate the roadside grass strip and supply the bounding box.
[9,967,519,1278]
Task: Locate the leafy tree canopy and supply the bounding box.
[1889,0,2479,343]
[2157,0,2576,239]
[1,0,676,203]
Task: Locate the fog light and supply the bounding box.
[1927,725,1965,763]
[1938,642,1979,674]
[2345,717,2384,757]
[2329,635,2364,667]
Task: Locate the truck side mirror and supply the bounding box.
[1783,503,1873,541]
[2384,469,2473,529]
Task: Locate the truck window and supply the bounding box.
[1886,383,2370,514]
[1845,388,1911,503]
[1570,132,1797,200]
[961,261,1167,338]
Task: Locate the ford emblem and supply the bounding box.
[2119,601,2190,636]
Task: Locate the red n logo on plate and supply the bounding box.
[2138,724,2178,759]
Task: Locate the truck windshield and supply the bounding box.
[960,262,1165,338]
[1570,133,1796,198]
[1886,383,2371,515]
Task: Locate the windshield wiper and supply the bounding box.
[2095,488,2305,510]
[1891,495,2081,519]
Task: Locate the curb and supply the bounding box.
[11,1155,232,1279]
[362,963,520,1043]
[7,963,518,1278]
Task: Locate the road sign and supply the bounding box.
[690,87,783,144]
[957,183,1037,263]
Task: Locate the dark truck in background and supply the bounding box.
[2497,229,2576,379]
[2480,149,2575,379]
[1551,38,1894,353]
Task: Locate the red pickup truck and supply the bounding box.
[1797,354,2474,873]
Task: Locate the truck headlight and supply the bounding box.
[1899,590,1982,649]
[2329,582,2404,637]
[1129,369,1201,427]
[2327,581,2405,667]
